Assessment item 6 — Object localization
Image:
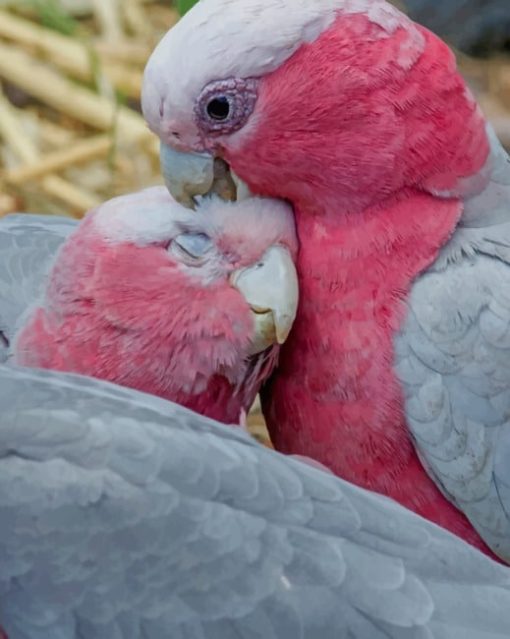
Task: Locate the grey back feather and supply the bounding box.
[0,214,78,362]
[396,127,510,561]
[2,364,510,638]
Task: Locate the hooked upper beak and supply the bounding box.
[230,245,299,356]
[160,143,243,208]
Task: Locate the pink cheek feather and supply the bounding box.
[14,232,258,425]
[228,14,496,558]
[228,16,488,215]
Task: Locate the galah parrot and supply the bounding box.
[142,0,510,562]
[2,364,510,638]
[1,186,298,425]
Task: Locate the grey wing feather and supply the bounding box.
[0,214,78,361]
[396,126,510,561]
[1,364,510,638]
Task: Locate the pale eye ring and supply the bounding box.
[195,77,258,135]
[170,232,212,262]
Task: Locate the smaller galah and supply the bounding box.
[1,187,298,425]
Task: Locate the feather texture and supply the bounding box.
[2,364,510,638]
[396,129,510,561]
[0,214,77,361]
[1,193,297,425]
[141,0,510,560]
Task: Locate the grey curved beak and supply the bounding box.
[160,145,214,208]
[160,143,247,207]
[230,245,299,355]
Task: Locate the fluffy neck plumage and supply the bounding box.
[231,5,496,557]
[14,298,272,425]
[261,188,496,557]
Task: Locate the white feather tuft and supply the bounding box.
[142,0,418,138]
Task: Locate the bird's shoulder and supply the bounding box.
[395,130,510,560]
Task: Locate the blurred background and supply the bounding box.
[0,0,508,442]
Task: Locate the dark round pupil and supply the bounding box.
[207,96,230,120]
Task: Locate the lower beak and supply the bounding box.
[160,143,246,207]
[230,245,299,356]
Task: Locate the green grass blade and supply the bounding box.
[29,0,79,36]
[177,0,200,16]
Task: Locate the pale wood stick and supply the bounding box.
[41,178,101,212]
[0,0,158,14]
[5,134,113,185]
[0,11,142,98]
[0,0,91,17]
[0,192,19,218]
[123,0,151,37]
[91,0,123,41]
[488,59,510,109]
[0,94,34,162]
[149,5,180,29]
[0,43,152,145]
[0,94,100,212]
[37,117,76,148]
[93,39,151,66]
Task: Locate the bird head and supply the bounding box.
[15,187,298,409]
[88,187,298,353]
[142,0,491,217]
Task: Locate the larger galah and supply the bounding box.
[1,187,298,425]
[142,0,510,561]
[3,364,510,639]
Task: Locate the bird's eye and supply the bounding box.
[171,232,212,261]
[206,97,230,121]
[195,78,258,135]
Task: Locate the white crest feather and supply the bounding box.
[92,186,186,244]
[142,0,421,133]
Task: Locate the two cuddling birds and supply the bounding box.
[2,1,510,637]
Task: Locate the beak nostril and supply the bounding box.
[171,131,181,139]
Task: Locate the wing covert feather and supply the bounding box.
[1,365,510,638]
[396,129,510,561]
[0,214,77,361]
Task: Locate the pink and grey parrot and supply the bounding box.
[142,0,510,561]
[2,363,510,638]
[1,186,298,425]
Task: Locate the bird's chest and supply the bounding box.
[263,195,462,484]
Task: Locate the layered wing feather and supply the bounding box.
[0,214,77,361]
[2,364,510,638]
[396,128,510,561]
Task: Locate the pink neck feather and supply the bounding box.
[262,191,496,557]
[229,15,489,216]
[231,14,495,556]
